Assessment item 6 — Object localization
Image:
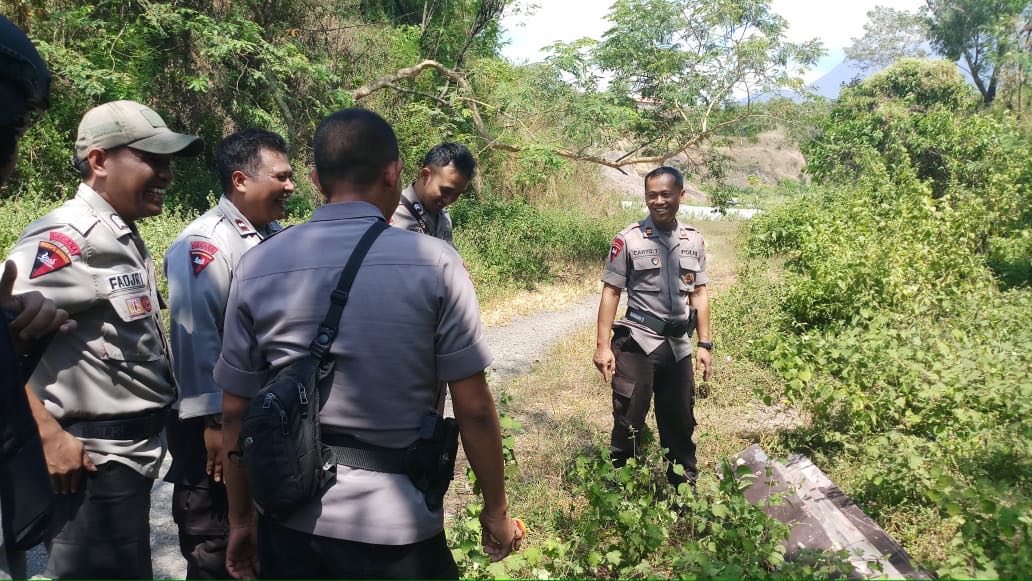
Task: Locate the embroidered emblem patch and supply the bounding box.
[610,237,625,262]
[125,295,153,318]
[109,213,128,231]
[234,219,253,235]
[30,241,72,279]
[684,272,694,285]
[190,241,220,276]
[48,231,81,256]
[651,257,660,266]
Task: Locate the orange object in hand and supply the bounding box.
[512,517,526,550]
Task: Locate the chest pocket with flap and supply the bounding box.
[677,256,701,294]
[631,255,663,291]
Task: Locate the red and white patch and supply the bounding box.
[49,231,81,256]
[30,241,72,279]
[233,218,254,236]
[683,272,694,285]
[189,240,220,276]
[125,295,153,318]
[609,238,625,262]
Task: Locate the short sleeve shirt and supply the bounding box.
[389,184,454,245]
[6,183,175,477]
[601,217,708,361]
[164,196,281,420]
[214,201,491,545]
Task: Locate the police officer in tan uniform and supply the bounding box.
[163,129,291,578]
[594,166,713,485]
[216,110,517,579]
[390,142,476,245]
[5,99,200,578]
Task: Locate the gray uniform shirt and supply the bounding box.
[390,184,454,245]
[165,196,281,420]
[7,183,175,478]
[601,217,708,362]
[214,201,491,545]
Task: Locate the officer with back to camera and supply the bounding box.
[164,129,292,578]
[217,109,518,579]
[5,98,201,578]
[594,166,713,486]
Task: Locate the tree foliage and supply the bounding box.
[845,6,931,72]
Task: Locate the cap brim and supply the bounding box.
[130,131,202,157]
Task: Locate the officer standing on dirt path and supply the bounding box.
[390,142,476,245]
[5,99,201,578]
[163,129,293,579]
[216,109,518,579]
[593,166,713,486]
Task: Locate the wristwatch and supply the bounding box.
[697,341,714,351]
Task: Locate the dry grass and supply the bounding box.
[480,268,601,327]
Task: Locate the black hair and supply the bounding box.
[214,128,288,193]
[421,142,476,180]
[313,108,398,189]
[644,166,684,190]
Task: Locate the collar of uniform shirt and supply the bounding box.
[309,200,386,222]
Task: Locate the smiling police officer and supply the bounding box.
[390,142,475,245]
[593,166,713,486]
[5,99,200,578]
[163,129,292,579]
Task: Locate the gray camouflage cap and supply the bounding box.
[75,100,201,161]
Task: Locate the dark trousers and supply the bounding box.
[610,328,698,484]
[165,417,230,580]
[257,516,458,579]
[44,462,152,580]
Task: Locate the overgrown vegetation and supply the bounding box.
[720,59,1032,578]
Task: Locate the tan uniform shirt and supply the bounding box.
[7,183,175,477]
[389,184,454,245]
[165,196,281,420]
[215,201,491,545]
[601,217,708,362]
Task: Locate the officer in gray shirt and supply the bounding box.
[217,109,517,579]
[390,142,476,245]
[164,129,292,579]
[594,166,713,485]
[6,99,200,578]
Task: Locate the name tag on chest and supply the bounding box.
[107,270,147,295]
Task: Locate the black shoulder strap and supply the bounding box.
[309,220,388,359]
[400,195,430,234]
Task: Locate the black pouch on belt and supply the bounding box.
[405,410,459,511]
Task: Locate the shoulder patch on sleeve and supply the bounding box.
[609,236,625,262]
[189,240,221,276]
[30,240,74,279]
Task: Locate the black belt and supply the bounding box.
[625,308,694,338]
[323,433,408,474]
[60,408,169,440]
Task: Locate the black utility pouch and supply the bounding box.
[406,410,459,511]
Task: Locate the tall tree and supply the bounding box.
[923,0,1030,105]
[846,6,931,71]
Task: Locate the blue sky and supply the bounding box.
[501,0,924,83]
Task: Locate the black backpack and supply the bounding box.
[238,221,386,520]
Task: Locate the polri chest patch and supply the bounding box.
[107,270,147,295]
[190,241,220,276]
[30,240,72,279]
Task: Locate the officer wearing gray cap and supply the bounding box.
[5,99,201,578]
[594,166,713,485]
[0,16,78,580]
[217,109,517,579]
[390,142,476,245]
[163,129,292,579]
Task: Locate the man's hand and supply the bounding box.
[40,427,97,494]
[226,523,260,579]
[203,422,224,483]
[593,345,616,383]
[0,260,76,354]
[480,506,517,563]
[696,346,713,382]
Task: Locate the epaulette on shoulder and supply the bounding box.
[618,222,641,236]
[58,204,100,237]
